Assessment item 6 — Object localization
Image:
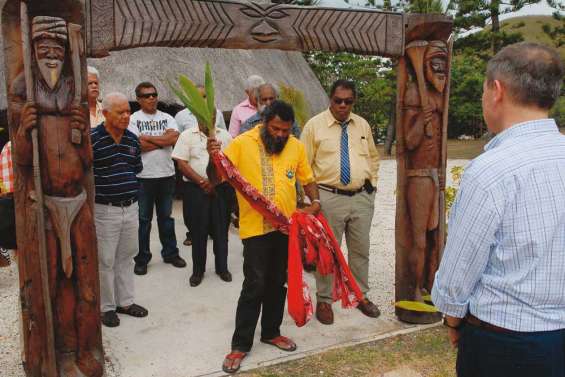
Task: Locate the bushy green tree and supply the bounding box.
[448,54,486,138]
[305,52,395,142]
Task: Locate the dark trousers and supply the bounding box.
[457,323,565,377]
[231,231,288,352]
[184,182,232,274]
[134,176,179,265]
[182,181,192,241]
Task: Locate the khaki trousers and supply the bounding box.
[95,202,139,312]
[315,189,375,303]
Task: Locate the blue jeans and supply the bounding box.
[457,322,565,377]
[134,176,178,265]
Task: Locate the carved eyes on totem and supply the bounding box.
[239,4,289,43]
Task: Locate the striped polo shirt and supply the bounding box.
[91,123,143,205]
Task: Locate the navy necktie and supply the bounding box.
[340,121,350,185]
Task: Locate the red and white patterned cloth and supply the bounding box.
[211,151,363,327]
[0,142,14,193]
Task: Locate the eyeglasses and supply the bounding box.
[332,97,354,105]
[139,92,158,99]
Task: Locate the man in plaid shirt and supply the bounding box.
[0,141,13,193]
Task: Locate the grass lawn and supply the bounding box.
[240,327,456,377]
[377,139,487,160]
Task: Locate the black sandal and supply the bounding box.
[116,303,148,318]
[101,311,120,327]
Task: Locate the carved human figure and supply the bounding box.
[402,40,448,303]
[9,16,103,376]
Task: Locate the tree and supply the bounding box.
[447,0,541,54]
[305,52,395,142]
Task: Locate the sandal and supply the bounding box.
[222,350,247,374]
[260,336,297,352]
[116,303,148,318]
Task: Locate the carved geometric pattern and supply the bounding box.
[108,0,404,56]
[292,9,403,56]
[114,0,234,49]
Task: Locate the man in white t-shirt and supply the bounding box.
[128,82,186,275]
[175,85,227,134]
[172,116,233,287]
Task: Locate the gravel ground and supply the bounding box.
[0,159,469,377]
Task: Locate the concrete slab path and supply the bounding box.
[1,160,469,377]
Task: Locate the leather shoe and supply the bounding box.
[164,255,187,268]
[101,311,120,327]
[217,271,232,282]
[134,263,147,275]
[189,273,204,287]
[316,302,334,325]
[357,298,381,318]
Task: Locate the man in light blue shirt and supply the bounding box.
[432,42,565,377]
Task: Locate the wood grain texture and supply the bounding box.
[2,1,104,375]
[86,0,428,57]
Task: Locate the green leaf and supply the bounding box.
[204,63,216,121]
[179,75,210,118]
[169,80,209,126]
[395,301,438,313]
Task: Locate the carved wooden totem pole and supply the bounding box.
[395,33,453,323]
[2,1,103,376]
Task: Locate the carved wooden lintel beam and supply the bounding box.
[86,0,451,58]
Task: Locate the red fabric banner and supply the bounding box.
[211,151,363,327]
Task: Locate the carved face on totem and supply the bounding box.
[31,16,68,90]
[424,41,448,94]
[34,38,66,89]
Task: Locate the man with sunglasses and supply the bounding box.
[128,82,186,275]
[301,79,381,325]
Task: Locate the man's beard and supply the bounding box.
[258,104,266,115]
[260,125,288,155]
[430,75,446,94]
[37,59,63,89]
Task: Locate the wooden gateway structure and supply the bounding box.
[1,0,453,375]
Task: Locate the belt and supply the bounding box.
[95,198,138,207]
[465,314,516,334]
[319,184,364,197]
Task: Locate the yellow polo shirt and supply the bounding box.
[224,125,315,240]
[301,109,380,190]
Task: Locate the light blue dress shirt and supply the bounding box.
[432,119,565,332]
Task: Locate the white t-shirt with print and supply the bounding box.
[128,110,179,179]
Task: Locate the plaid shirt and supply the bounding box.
[0,142,13,193]
[432,119,565,332]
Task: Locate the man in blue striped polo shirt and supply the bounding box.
[92,92,148,328]
[432,43,565,376]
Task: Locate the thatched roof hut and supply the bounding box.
[87,47,328,114]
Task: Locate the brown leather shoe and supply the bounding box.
[357,298,381,318]
[316,302,334,325]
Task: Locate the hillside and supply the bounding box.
[499,15,565,60]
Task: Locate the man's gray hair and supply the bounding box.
[102,92,129,111]
[245,75,265,91]
[254,83,279,100]
[486,42,564,110]
[87,66,100,78]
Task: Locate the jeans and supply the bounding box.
[134,176,179,265]
[457,322,565,377]
[231,231,288,352]
[184,182,232,274]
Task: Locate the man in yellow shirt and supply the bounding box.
[208,101,320,374]
[301,80,381,325]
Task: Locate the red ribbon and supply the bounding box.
[211,151,363,327]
